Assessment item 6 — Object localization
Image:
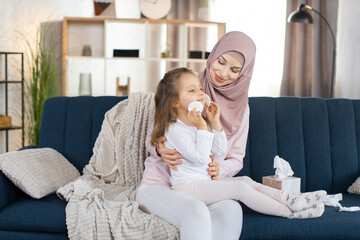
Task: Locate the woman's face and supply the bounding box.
[209,54,243,87]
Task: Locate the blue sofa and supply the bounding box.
[0,96,359,239]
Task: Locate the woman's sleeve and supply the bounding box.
[145,120,158,157]
[211,129,228,156]
[218,105,249,177]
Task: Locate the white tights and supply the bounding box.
[172,176,286,217]
[136,184,243,240]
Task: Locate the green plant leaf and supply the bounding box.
[21,22,61,146]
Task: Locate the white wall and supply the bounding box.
[0,0,359,153]
[0,0,93,50]
[209,0,287,97]
[0,0,94,153]
[209,0,360,99]
[335,0,360,98]
[0,0,142,153]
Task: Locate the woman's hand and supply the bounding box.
[156,136,183,170]
[205,102,222,131]
[188,109,207,130]
[208,156,220,180]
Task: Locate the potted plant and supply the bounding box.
[22,24,61,146]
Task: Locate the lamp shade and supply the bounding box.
[287,4,314,24]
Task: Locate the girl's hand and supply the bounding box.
[156,136,183,170]
[205,102,222,131]
[208,156,220,180]
[188,109,207,130]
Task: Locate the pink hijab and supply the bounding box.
[199,31,256,138]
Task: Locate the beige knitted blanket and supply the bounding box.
[57,92,179,240]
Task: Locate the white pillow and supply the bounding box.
[348,177,360,194]
[0,148,80,199]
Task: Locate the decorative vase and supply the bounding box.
[79,73,92,96]
[82,45,92,56]
[94,0,115,17]
[198,7,209,21]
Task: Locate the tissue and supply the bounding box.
[205,94,211,107]
[188,101,203,112]
[274,155,294,179]
[187,94,211,112]
[323,193,360,212]
[263,156,300,193]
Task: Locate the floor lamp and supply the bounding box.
[287,4,336,98]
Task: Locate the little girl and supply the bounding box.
[151,67,326,219]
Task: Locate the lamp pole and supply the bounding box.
[288,4,336,98]
[304,5,336,98]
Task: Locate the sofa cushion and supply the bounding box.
[348,177,360,194]
[0,230,67,240]
[39,96,127,172]
[0,148,80,199]
[241,97,360,194]
[241,194,360,239]
[0,194,67,233]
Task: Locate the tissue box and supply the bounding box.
[262,175,301,193]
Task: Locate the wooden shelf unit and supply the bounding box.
[62,17,226,96]
[0,52,24,152]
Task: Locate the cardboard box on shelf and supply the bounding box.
[0,115,11,129]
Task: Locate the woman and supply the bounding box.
[136,31,255,240]
[150,67,325,219]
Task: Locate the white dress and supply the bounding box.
[164,119,228,186]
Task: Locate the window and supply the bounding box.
[209,0,287,96]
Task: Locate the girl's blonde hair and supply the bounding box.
[151,67,196,146]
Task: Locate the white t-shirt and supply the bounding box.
[164,119,228,186]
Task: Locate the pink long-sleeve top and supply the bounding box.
[140,105,250,187]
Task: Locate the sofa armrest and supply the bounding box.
[0,145,37,209]
[18,145,38,151]
[0,171,24,209]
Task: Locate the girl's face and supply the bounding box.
[209,54,243,87]
[175,73,205,112]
